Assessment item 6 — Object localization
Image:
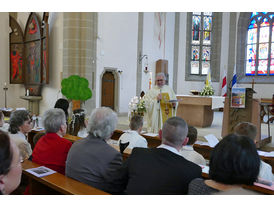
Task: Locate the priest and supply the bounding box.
[144,73,177,133]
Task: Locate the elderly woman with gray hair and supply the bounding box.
[8,110,33,161]
[32,108,72,175]
[66,107,123,194]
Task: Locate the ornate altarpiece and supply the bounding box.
[9,12,49,96]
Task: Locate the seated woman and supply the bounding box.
[32,108,72,175]
[0,111,9,132]
[8,110,32,160]
[188,134,260,195]
[68,109,88,138]
[0,130,22,195]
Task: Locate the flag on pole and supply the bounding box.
[205,68,212,86]
[221,67,227,96]
[232,65,237,88]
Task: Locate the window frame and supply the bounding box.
[236,12,274,84]
[185,12,222,82]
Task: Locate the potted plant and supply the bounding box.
[61,75,92,110]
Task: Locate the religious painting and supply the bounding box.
[25,41,41,84]
[9,15,24,84]
[10,44,24,83]
[9,12,49,91]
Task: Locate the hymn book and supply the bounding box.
[25,166,56,178]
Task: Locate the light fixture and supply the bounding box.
[138,53,149,73]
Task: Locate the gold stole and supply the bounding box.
[160,93,172,124]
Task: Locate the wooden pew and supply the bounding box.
[22,160,109,195]
[28,131,274,195]
[111,130,274,173]
[28,129,274,173]
[201,171,274,195]
[112,129,161,148]
[63,134,131,161]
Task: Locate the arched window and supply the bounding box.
[237,12,274,83]
[185,12,222,82]
[246,12,274,76]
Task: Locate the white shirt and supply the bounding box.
[9,131,32,160]
[259,160,274,182]
[157,144,181,156]
[77,128,88,138]
[179,145,206,166]
[0,123,9,132]
[118,130,148,149]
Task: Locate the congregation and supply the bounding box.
[0,97,273,195]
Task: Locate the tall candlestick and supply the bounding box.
[3,82,8,108]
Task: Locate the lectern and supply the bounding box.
[221,88,272,148]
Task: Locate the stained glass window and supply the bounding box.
[245,12,274,76]
[190,12,212,75]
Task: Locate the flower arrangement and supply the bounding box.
[128,96,146,117]
[200,85,214,96]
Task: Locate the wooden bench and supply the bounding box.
[201,171,274,195]
[28,129,274,173]
[22,160,109,195]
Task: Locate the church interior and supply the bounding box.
[0,9,274,197]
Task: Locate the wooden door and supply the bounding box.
[101,72,115,110]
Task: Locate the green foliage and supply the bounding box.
[61,75,92,101]
[200,85,214,96]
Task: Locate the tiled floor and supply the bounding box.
[117,111,274,149]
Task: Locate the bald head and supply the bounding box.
[162,117,188,148]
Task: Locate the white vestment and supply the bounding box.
[144,85,176,133]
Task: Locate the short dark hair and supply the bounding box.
[0,130,13,176]
[54,98,69,118]
[162,117,188,146]
[186,126,197,145]
[234,122,257,141]
[9,110,30,134]
[209,134,260,185]
[129,115,143,130]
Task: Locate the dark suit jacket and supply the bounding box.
[65,134,123,194]
[113,147,202,195]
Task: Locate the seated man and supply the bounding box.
[179,126,206,166]
[66,107,123,194]
[234,122,274,182]
[32,108,72,175]
[112,117,202,194]
[118,115,147,149]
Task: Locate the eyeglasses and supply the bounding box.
[157,79,164,82]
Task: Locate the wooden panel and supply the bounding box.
[176,96,213,127]
[222,92,272,148]
[201,172,274,195]
[156,59,169,85]
[176,96,212,106]
[22,160,109,195]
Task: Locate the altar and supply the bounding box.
[176,95,225,127]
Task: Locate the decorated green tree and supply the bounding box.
[61,75,92,110]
